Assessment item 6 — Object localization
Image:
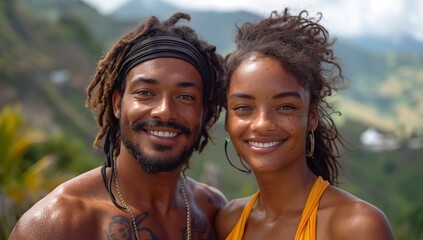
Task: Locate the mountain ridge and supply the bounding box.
[111,0,423,54]
[2,0,422,137]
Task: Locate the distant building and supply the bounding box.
[49,69,69,85]
[407,132,423,150]
[360,128,401,152]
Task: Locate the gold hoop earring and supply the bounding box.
[306,130,315,158]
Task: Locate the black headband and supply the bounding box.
[117,36,213,101]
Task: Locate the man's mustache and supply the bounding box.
[131,120,191,136]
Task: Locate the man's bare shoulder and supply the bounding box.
[9,167,108,240]
[186,176,227,211]
[321,186,395,240]
[221,195,252,216]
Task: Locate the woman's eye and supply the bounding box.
[278,105,295,111]
[178,95,194,100]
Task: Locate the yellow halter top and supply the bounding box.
[226,176,329,240]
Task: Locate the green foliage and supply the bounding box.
[24,132,101,174]
[341,147,423,240]
[0,105,46,185]
[0,105,62,236]
[337,119,423,240]
[0,105,102,236]
[398,204,423,239]
[59,15,102,55]
[34,80,95,141]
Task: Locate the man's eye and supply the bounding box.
[233,105,251,112]
[137,90,153,96]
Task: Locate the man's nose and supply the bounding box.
[150,96,178,121]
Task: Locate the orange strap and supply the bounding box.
[294,176,329,240]
[225,191,260,240]
[226,177,329,240]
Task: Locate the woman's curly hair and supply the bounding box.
[86,12,224,163]
[224,8,348,185]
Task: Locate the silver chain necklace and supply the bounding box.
[113,167,191,240]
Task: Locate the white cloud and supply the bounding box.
[167,0,423,41]
[83,0,130,13]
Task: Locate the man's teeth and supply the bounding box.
[249,141,281,148]
[148,130,178,137]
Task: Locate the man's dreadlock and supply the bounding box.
[85,12,224,210]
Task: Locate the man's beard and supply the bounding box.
[120,119,200,173]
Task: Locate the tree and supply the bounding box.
[0,105,67,237]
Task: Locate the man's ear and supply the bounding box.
[112,90,122,119]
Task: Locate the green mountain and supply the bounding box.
[111,0,423,137]
[0,0,100,141]
[18,0,129,48]
[334,40,423,136]
[111,0,259,53]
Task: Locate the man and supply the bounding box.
[9,12,227,240]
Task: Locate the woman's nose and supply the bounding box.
[250,110,276,133]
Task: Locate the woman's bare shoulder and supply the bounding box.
[215,194,256,240]
[321,186,395,240]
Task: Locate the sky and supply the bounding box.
[82,0,423,41]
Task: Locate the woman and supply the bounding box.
[216,8,395,240]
